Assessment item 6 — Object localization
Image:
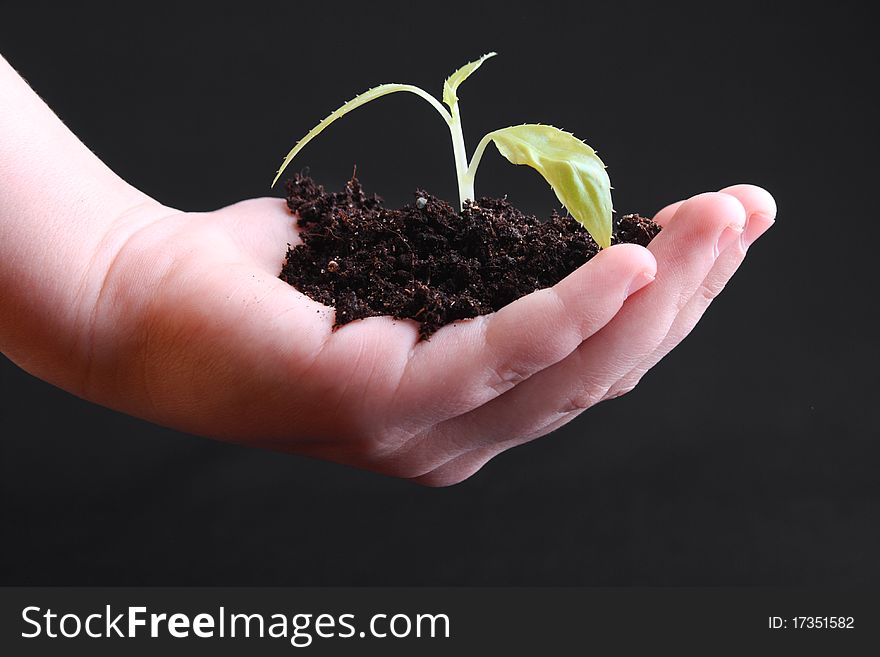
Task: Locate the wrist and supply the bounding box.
[0,53,165,392]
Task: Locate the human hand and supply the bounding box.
[60,183,773,486]
[0,54,775,485]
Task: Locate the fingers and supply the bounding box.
[603,184,776,399]
[417,191,747,456]
[720,184,777,247]
[214,197,301,274]
[653,200,685,226]
[411,445,499,487]
[387,243,657,434]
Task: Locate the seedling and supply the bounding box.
[272,53,613,248]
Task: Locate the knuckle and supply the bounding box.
[353,428,440,478]
[485,362,531,396]
[413,469,470,488]
[606,383,637,400]
[558,386,603,414]
[389,460,435,481]
[350,423,409,461]
[698,277,727,305]
[352,432,387,461]
[676,276,728,314]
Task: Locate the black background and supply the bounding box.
[1,0,877,586]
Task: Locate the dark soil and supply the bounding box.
[280,174,661,339]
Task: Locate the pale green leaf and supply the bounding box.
[442,52,497,110]
[271,84,451,187]
[475,124,613,248]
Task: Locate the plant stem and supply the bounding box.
[461,130,493,202]
[448,104,473,208]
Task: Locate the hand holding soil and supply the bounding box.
[0,54,775,485]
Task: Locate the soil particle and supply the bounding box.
[280,174,661,339]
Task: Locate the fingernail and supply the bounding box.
[626,270,656,296]
[714,224,744,258]
[741,212,776,248]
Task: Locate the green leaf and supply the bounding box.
[271,84,451,188]
[474,124,613,248]
[442,52,497,110]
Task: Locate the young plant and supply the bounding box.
[272,53,613,248]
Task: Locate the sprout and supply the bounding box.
[272,53,613,248]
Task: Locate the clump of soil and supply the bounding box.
[280,174,660,339]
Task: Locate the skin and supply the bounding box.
[0,55,775,486]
